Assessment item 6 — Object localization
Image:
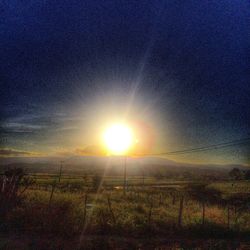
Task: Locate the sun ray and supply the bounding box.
[103,123,133,155]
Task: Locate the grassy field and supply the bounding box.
[30,174,192,188]
[1,171,250,249]
[208,181,250,196]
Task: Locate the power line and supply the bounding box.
[57,138,250,161]
[138,137,250,156]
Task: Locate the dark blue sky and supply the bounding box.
[0,0,249,164]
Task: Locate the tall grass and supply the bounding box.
[3,185,250,239]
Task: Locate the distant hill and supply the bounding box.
[1,156,247,179]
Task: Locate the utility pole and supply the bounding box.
[142,168,145,188]
[123,156,127,195]
[58,161,63,183]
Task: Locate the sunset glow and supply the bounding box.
[103,123,133,155]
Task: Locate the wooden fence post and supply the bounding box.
[227,205,230,229]
[48,181,56,206]
[83,194,88,225]
[178,196,184,228]
[148,198,153,225]
[107,194,116,225]
[172,193,176,205]
[202,201,205,226]
[159,194,162,206]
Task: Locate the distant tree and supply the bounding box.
[229,168,242,180]
[244,170,250,180]
[0,168,34,219]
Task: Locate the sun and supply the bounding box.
[103,123,133,155]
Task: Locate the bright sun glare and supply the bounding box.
[103,123,133,155]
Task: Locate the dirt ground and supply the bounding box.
[0,233,250,250]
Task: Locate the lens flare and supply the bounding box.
[103,123,133,155]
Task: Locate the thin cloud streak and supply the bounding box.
[0,148,43,157]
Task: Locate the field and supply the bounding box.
[1,169,250,249]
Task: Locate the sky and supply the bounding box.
[0,0,250,165]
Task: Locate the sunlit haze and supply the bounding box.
[1,2,250,248]
[0,1,249,166]
[103,123,133,155]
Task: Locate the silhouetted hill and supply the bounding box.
[1,156,247,180]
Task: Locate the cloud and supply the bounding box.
[54,150,75,157]
[0,112,84,135]
[75,145,107,156]
[0,148,42,157]
[1,122,46,134]
[52,145,107,158]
